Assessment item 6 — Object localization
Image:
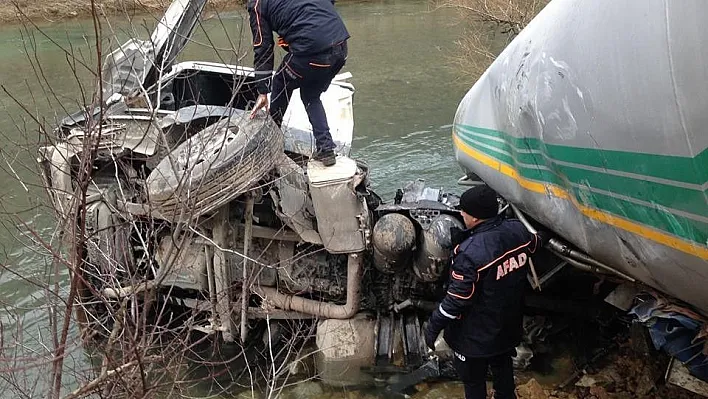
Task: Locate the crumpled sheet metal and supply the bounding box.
[270,154,322,244]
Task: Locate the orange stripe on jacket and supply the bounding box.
[447,283,475,300]
[309,62,331,67]
[254,0,263,46]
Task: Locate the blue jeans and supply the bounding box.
[269,41,348,152]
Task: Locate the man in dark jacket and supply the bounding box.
[247,0,349,167]
[424,184,542,399]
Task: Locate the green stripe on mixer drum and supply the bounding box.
[455,124,708,186]
[453,124,708,246]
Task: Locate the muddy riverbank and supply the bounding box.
[0,0,371,23]
[270,334,705,399]
[0,0,238,23]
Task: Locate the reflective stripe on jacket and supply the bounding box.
[441,215,540,358]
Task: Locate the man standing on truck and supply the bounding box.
[247,0,349,167]
[424,184,542,399]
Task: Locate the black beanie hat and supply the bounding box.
[459,184,499,219]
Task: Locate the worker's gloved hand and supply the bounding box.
[424,309,447,351]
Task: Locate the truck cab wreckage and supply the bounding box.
[37,0,708,396]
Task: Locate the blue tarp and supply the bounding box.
[629,293,708,382]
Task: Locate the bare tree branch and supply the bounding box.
[432,0,548,82]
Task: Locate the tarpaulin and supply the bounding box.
[630,292,708,381]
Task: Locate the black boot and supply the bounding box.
[312,149,336,166]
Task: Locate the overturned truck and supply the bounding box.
[37,0,467,388]
[37,0,708,395]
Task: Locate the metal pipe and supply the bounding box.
[508,204,542,288]
[241,195,254,343]
[527,260,568,289]
[553,252,608,276]
[546,238,636,282]
[103,281,155,299]
[510,204,538,235]
[204,246,218,315]
[254,253,363,319]
[528,257,542,290]
[392,299,437,313]
[193,225,301,244]
[213,205,235,342]
[246,308,316,320]
[509,204,636,282]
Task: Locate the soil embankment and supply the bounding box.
[0,0,242,24]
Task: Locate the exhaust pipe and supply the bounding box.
[253,253,363,319]
[509,204,636,282]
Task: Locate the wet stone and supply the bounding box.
[587,386,610,399]
[575,373,615,390]
[517,378,549,399]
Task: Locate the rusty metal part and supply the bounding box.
[254,253,363,319]
[205,245,218,316]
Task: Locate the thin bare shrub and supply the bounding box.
[0,1,332,398]
[434,0,548,82]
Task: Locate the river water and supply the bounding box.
[0,1,474,397]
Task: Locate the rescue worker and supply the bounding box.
[247,0,349,167]
[424,184,543,399]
